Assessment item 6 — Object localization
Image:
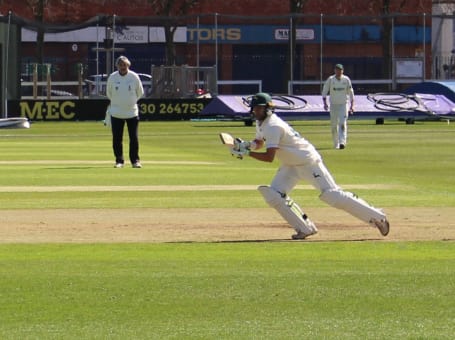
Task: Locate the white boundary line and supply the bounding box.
[0,160,220,165]
[0,184,407,192]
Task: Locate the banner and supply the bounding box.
[7,98,212,121]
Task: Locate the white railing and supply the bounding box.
[21,81,82,99]
[288,79,424,95]
[217,80,262,93]
[21,79,262,99]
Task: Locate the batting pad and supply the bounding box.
[319,189,386,223]
[258,185,317,234]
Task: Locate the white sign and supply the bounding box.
[114,26,148,43]
[22,27,103,42]
[21,26,187,43]
[275,28,315,41]
[395,59,423,78]
[149,27,187,43]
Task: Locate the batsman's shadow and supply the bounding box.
[165,237,382,244]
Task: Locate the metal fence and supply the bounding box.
[16,11,455,97]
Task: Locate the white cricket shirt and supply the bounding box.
[321,74,354,105]
[106,70,144,119]
[255,114,321,166]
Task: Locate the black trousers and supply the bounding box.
[111,116,140,164]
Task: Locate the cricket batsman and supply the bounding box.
[230,92,389,240]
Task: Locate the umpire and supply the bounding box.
[106,55,144,168]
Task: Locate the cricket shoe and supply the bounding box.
[132,162,142,168]
[114,163,124,168]
[291,229,318,240]
[371,218,390,236]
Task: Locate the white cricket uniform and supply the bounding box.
[321,74,354,148]
[256,113,386,225]
[106,70,144,119]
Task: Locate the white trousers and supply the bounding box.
[329,103,348,148]
[271,160,337,194]
[269,160,386,224]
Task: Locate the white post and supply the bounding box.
[112,14,116,74]
[423,13,426,81]
[196,15,200,86]
[320,13,323,93]
[96,20,100,77]
[289,16,293,94]
[214,13,218,89]
[391,16,396,91]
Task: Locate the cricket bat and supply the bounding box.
[219,132,235,147]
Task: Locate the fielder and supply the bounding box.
[321,64,354,149]
[231,92,389,240]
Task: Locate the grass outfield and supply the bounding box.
[0,242,453,339]
[0,119,454,338]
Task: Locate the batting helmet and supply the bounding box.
[249,92,274,116]
[250,92,272,107]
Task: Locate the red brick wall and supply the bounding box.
[196,0,431,17]
[2,0,155,22]
[5,0,432,86]
[1,0,432,23]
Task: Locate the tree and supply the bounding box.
[368,1,410,80]
[147,0,200,65]
[26,0,47,65]
[287,1,309,89]
[380,0,404,79]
